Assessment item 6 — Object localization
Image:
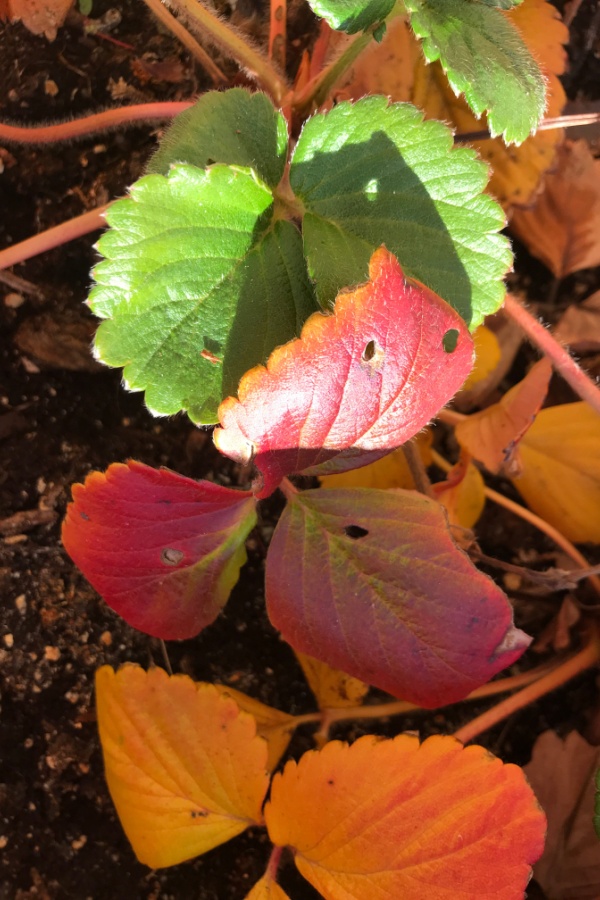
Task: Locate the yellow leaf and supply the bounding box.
[214,684,296,771]
[265,734,546,900]
[512,402,600,543]
[319,432,432,491]
[432,454,486,530]
[461,326,501,391]
[337,0,567,211]
[244,876,291,900]
[455,357,552,476]
[295,651,369,710]
[96,665,270,868]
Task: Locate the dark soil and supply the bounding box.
[1,1,600,898]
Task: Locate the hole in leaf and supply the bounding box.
[442,329,459,353]
[362,340,377,362]
[161,547,184,566]
[344,525,369,540]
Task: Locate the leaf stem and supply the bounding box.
[292,30,374,113]
[453,634,600,744]
[0,204,109,272]
[266,844,283,880]
[402,440,434,497]
[503,293,600,416]
[164,0,289,102]
[0,103,192,144]
[455,111,600,144]
[279,476,298,500]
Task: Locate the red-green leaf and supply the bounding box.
[62,461,257,639]
[265,487,530,707]
[214,248,474,498]
[265,734,546,899]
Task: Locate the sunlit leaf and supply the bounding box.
[213,685,296,771]
[455,357,552,476]
[295,651,369,710]
[265,734,546,899]
[266,487,530,707]
[319,433,432,492]
[289,96,511,325]
[512,402,600,543]
[305,0,394,34]
[62,461,257,640]
[215,248,474,499]
[244,877,291,900]
[461,326,501,391]
[96,665,269,868]
[90,164,317,424]
[432,453,486,530]
[405,0,546,143]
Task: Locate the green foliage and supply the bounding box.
[304,0,395,33]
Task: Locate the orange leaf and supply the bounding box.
[295,651,369,711]
[461,326,501,392]
[553,290,600,353]
[96,665,270,868]
[319,431,432,492]
[213,684,296,771]
[512,401,600,543]
[510,141,600,278]
[6,0,73,39]
[245,876,291,900]
[432,453,486,530]
[265,734,546,900]
[455,357,552,476]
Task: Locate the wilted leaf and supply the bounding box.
[96,665,269,868]
[554,291,600,353]
[455,357,552,476]
[510,141,600,278]
[265,734,546,899]
[512,401,600,543]
[295,651,369,710]
[266,487,530,707]
[432,453,486,530]
[4,0,73,39]
[90,164,317,424]
[405,0,546,143]
[318,432,432,492]
[461,326,501,391]
[215,248,474,499]
[289,97,511,326]
[244,877,291,900]
[62,461,257,640]
[524,730,600,899]
[213,685,296,771]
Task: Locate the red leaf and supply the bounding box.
[215,248,474,498]
[265,487,530,707]
[62,461,257,639]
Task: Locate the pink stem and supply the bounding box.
[503,293,600,416]
[0,102,192,145]
[0,205,109,272]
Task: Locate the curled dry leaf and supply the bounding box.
[554,290,600,353]
[265,734,546,900]
[455,357,552,476]
[215,248,473,498]
[510,141,600,277]
[95,665,270,869]
[2,0,73,39]
[432,452,486,530]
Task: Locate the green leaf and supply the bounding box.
[405,0,546,143]
[305,0,395,34]
[90,164,316,424]
[289,97,510,328]
[147,89,288,189]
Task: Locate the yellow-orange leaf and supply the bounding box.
[5,0,73,39]
[461,326,501,392]
[265,734,546,900]
[337,0,567,211]
[245,876,291,900]
[510,141,600,277]
[295,651,369,710]
[213,684,296,771]
[512,402,600,543]
[432,454,486,530]
[96,665,270,869]
[319,432,432,492]
[455,357,552,476]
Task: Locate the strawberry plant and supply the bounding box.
[4,0,600,894]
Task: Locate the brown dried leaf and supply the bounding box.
[554,291,600,353]
[5,0,73,39]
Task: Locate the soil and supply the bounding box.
[1,1,600,898]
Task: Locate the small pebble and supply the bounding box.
[0,836,8,849]
[99,630,112,646]
[3,633,14,648]
[44,646,61,662]
[71,835,87,851]
[15,594,27,615]
[44,79,59,96]
[4,292,24,308]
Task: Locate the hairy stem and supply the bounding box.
[268,0,286,71]
[0,204,109,272]
[503,293,600,416]
[402,440,434,497]
[453,636,600,744]
[0,103,192,145]
[293,30,373,113]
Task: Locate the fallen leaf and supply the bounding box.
[318,431,432,492]
[213,685,296,771]
[96,665,269,868]
[554,290,600,353]
[432,453,486,529]
[266,487,530,707]
[461,325,501,391]
[14,314,103,372]
[510,141,600,277]
[215,248,474,498]
[294,651,369,710]
[266,734,546,899]
[244,877,290,900]
[512,401,600,543]
[62,461,257,640]
[4,0,73,38]
[455,357,552,476]
[455,311,524,411]
[524,730,600,899]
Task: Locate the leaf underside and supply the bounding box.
[305,0,395,34]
